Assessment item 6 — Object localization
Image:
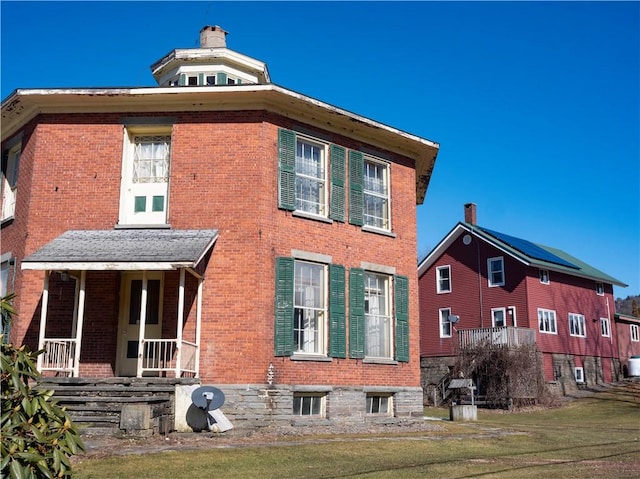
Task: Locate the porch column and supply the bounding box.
[175,268,185,378]
[195,277,203,378]
[36,270,50,372]
[72,270,87,377]
[136,271,148,378]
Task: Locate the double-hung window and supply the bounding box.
[364,273,392,358]
[569,313,586,337]
[293,261,327,354]
[487,257,505,287]
[275,256,346,359]
[436,266,451,293]
[120,125,172,226]
[278,129,346,222]
[363,158,390,230]
[595,282,604,295]
[295,138,326,216]
[2,139,21,221]
[492,307,506,328]
[538,308,557,334]
[439,308,452,338]
[631,324,639,342]
[349,269,409,362]
[600,317,611,337]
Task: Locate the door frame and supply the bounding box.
[116,271,164,376]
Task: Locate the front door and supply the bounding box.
[116,272,163,376]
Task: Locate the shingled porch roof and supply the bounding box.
[21,229,219,271]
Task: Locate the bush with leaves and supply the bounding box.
[1,340,85,478]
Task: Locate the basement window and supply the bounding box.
[574,367,585,384]
[366,394,392,415]
[293,393,325,417]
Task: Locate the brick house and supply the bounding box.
[1,26,440,430]
[418,203,627,401]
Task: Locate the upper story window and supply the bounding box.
[2,140,21,221]
[363,158,390,231]
[569,313,586,337]
[436,265,451,293]
[295,137,327,216]
[293,260,327,355]
[364,272,392,359]
[278,129,347,223]
[631,324,639,342]
[119,125,172,226]
[538,308,557,334]
[600,317,611,337]
[169,72,242,87]
[439,307,452,338]
[487,257,505,287]
[539,269,549,284]
[595,282,604,295]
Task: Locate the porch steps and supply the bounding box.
[39,377,199,436]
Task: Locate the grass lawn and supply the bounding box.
[74,382,640,479]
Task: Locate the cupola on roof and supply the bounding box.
[150,25,271,87]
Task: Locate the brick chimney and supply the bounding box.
[200,25,228,48]
[464,203,477,225]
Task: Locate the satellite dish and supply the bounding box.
[463,234,472,245]
[191,385,225,411]
[448,314,460,324]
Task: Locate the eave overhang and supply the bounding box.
[2,84,439,204]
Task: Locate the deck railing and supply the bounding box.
[40,339,76,376]
[142,339,198,377]
[458,327,536,349]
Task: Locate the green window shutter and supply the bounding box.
[217,72,227,85]
[178,74,186,86]
[329,264,346,358]
[349,268,365,359]
[198,73,204,86]
[329,145,346,222]
[349,151,364,226]
[278,129,296,211]
[394,275,410,362]
[237,78,242,84]
[274,257,294,356]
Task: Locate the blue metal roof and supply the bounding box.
[479,227,580,269]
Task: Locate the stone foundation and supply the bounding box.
[174,384,424,432]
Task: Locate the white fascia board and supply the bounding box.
[21,261,193,271]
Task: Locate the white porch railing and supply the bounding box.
[458,327,536,349]
[40,339,76,376]
[142,339,198,377]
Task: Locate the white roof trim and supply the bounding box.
[21,261,194,271]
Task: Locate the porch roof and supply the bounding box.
[21,229,218,271]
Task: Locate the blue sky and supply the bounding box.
[2,1,638,299]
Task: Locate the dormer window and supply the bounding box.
[187,76,198,86]
[206,75,216,86]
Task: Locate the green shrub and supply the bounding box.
[1,340,85,478]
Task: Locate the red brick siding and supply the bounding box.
[2,111,421,388]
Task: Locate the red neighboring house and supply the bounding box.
[0,26,440,433]
[614,313,640,376]
[418,204,628,398]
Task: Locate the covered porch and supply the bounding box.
[21,229,218,379]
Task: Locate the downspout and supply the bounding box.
[476,234,484,327]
